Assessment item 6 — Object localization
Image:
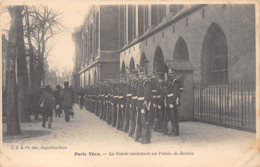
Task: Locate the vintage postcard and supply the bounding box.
[1,0,259,166]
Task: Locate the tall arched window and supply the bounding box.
[121,61,126,74]
[129,58,135,72]
[202,22,228,83]
[153,46,165,79]
[173,37,189,61]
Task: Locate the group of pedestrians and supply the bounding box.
[38,81,74,128]
[76,65,183,144]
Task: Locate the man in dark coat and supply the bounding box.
[54,85,62,116]
[39,85,55,128]
[59,82,74,122]
[164,69,182,136]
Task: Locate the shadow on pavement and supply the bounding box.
[3,130,51,143]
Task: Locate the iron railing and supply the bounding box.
[194,80,256,132]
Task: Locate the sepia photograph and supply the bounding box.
[1,0,259,166]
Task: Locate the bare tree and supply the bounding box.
[24,6,63,88]
[16,5,31,122]
[6,6,23,134]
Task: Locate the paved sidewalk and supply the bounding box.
[1,105,259,167]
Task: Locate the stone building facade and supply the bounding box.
[72,4,256,123]
[72,5,121,88]
[119,4,255,120]
[73,4,255,86]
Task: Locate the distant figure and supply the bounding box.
[54,85,62,117]
[59,82,74,122]
[79,88,85,109]
[38,85,55,128]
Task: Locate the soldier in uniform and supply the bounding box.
[128,75,138,137]
[103,83,108,121]
[111,81,118,127]
[156,78,165,132]
[164,68,182,136]
[134,74,144,142]
[99,83,104,119]
[106,82,112,124]
[97,84,101,117]
[140,77,152,144]
[150,76,158,127]
[123,77,132,133]
[116,79,124,130]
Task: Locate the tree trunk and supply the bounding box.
[6,6,23,135]
[25,6,34,92]
[16,6,31,122]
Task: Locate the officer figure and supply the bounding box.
[140,77,152,144]
[150,76,158,127]
[128,76,138,138]
[134,76,144,142]
[123,78,132,132]
[164,68,182,136]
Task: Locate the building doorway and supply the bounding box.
[153,46,165,79]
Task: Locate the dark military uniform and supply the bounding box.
[164,76,182,136]
[150,77,158,127]
[134,79,144,142]
[123,82,132,132]
[128,80,138,137]
[140,78,152,144]
[111,84,118,127]
[106,84,112,124]
[99,85,104,119]
[116,82,124,130]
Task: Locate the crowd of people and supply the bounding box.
[75,66,183,144]
[37,81,75,128]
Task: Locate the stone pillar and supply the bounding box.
[256,81,260,148]
[136,5,138,38]
[148,5,152,29]
[166,5,171,15]
[125,5,128,45]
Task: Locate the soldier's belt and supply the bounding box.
[138,97,144,100]
[167,93,173,97]
[118,96,123,99]
[180,88,184,90]
[152,90,157,92]
[105,96,108,98]
[132,96,137,99]
[157,95,161,98]
[127,94,132,96]
[114,96,118,98]
[152,96,157,98]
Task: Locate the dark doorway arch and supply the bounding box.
[173,37,189,60]
[153,46,165,79]
[140,53,148,67]
[121,61,126,74]
[129,57,135,72]
[202,22,228,83]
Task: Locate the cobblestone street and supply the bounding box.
[2,104,259,167]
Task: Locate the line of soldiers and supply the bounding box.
[77,66,183,144]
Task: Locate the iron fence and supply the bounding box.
[194,80,256,132]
